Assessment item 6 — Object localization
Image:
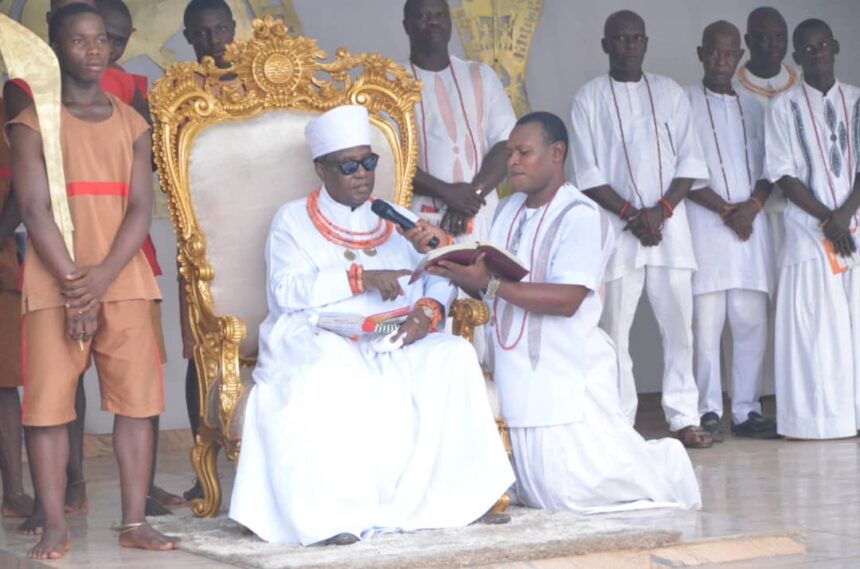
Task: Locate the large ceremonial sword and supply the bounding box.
[0,14,74,259]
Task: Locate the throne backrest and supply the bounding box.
[150,18,421,361]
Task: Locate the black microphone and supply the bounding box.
[371,199,440,248]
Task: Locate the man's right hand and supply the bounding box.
[437,182,485,217]
[363,269,411,301]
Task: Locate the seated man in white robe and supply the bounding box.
[766,19,860,439]
[228,105,514,545]
[430,112,702,512]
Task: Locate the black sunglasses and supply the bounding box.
[318,153,380,176]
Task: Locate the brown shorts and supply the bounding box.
[0,290,22,388]
[22,300,165,427]
[151,300,167,364]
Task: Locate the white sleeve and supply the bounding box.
[569,92,609,191]
[670,87,709,181]
[419,273,457,313]
[548,204,604,291]
[765,96,798,183]
[266,210,353,312]
[481,64,517,148]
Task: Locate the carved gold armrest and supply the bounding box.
[450,298,488,343]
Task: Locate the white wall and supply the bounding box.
[13,0,856,432]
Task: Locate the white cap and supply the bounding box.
[305,105,372,159]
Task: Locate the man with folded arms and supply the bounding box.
[686,21,777,441]
[569,10,712,448]
[766,19,860,439]
[430,111,701,512]
[229,105,513,545]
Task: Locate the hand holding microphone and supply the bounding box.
[371,200,442,251]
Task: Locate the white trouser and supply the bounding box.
[602,266,700,431]
[694,289,768,424]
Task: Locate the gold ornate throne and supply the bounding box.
[150,17,507,518]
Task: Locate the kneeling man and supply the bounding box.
[229,105,514,544]
[431,112,702,512]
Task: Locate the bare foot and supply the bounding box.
[64,479,88,514]
[1,492,34,518]
[27,525,69,560]
[150,485,184,507]
[17,511,44,536]
[145,496,173,517]
[118,523,179,551]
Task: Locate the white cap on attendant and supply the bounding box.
[305,105,372,159]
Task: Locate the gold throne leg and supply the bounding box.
[491,417,513,513]
[190,426,222,517]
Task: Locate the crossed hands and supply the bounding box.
[822,207,858,258]
[720,199,760,242]
[439,182,485,236]
[61,265,114,343]
[624,205,665,247]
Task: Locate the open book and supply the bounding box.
[410,241,528,284]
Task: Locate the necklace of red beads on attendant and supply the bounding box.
[411,61,480,210]
[702,84,752,201]
[493,191,558,351]
[608,73,664,206]
[307,187,393,260]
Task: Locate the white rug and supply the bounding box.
[149,507,680,569]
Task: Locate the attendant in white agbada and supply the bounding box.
[686,21,777,441]
[430,112,702,512]
[569,11,713,447]
[403,0,516,243]
[733,7,799,237]
[229,105,514,545]
[733,7,798,401]
[766,20,860,439]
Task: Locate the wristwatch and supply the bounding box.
[480,274,501,301]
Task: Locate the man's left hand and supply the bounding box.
[427,252,491,296]
[62,265,115,312]
[402,220,448,254]
[393,308,431,346]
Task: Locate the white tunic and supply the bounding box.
[485,184,702,511]
[570,73,709,281]
[766,79,860,439]
[408,56,517,242]
[229,186,514,544]
[734,63,799,216]
[685,85,774,295]
[767,80,860,268]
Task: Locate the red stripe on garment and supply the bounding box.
[8,78,33,99]
[66,182,129,197]
[141,234,162,276]
[0,167,11,179]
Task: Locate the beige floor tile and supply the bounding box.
[2,395,859,568]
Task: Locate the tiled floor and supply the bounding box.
[2,395,859,568]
